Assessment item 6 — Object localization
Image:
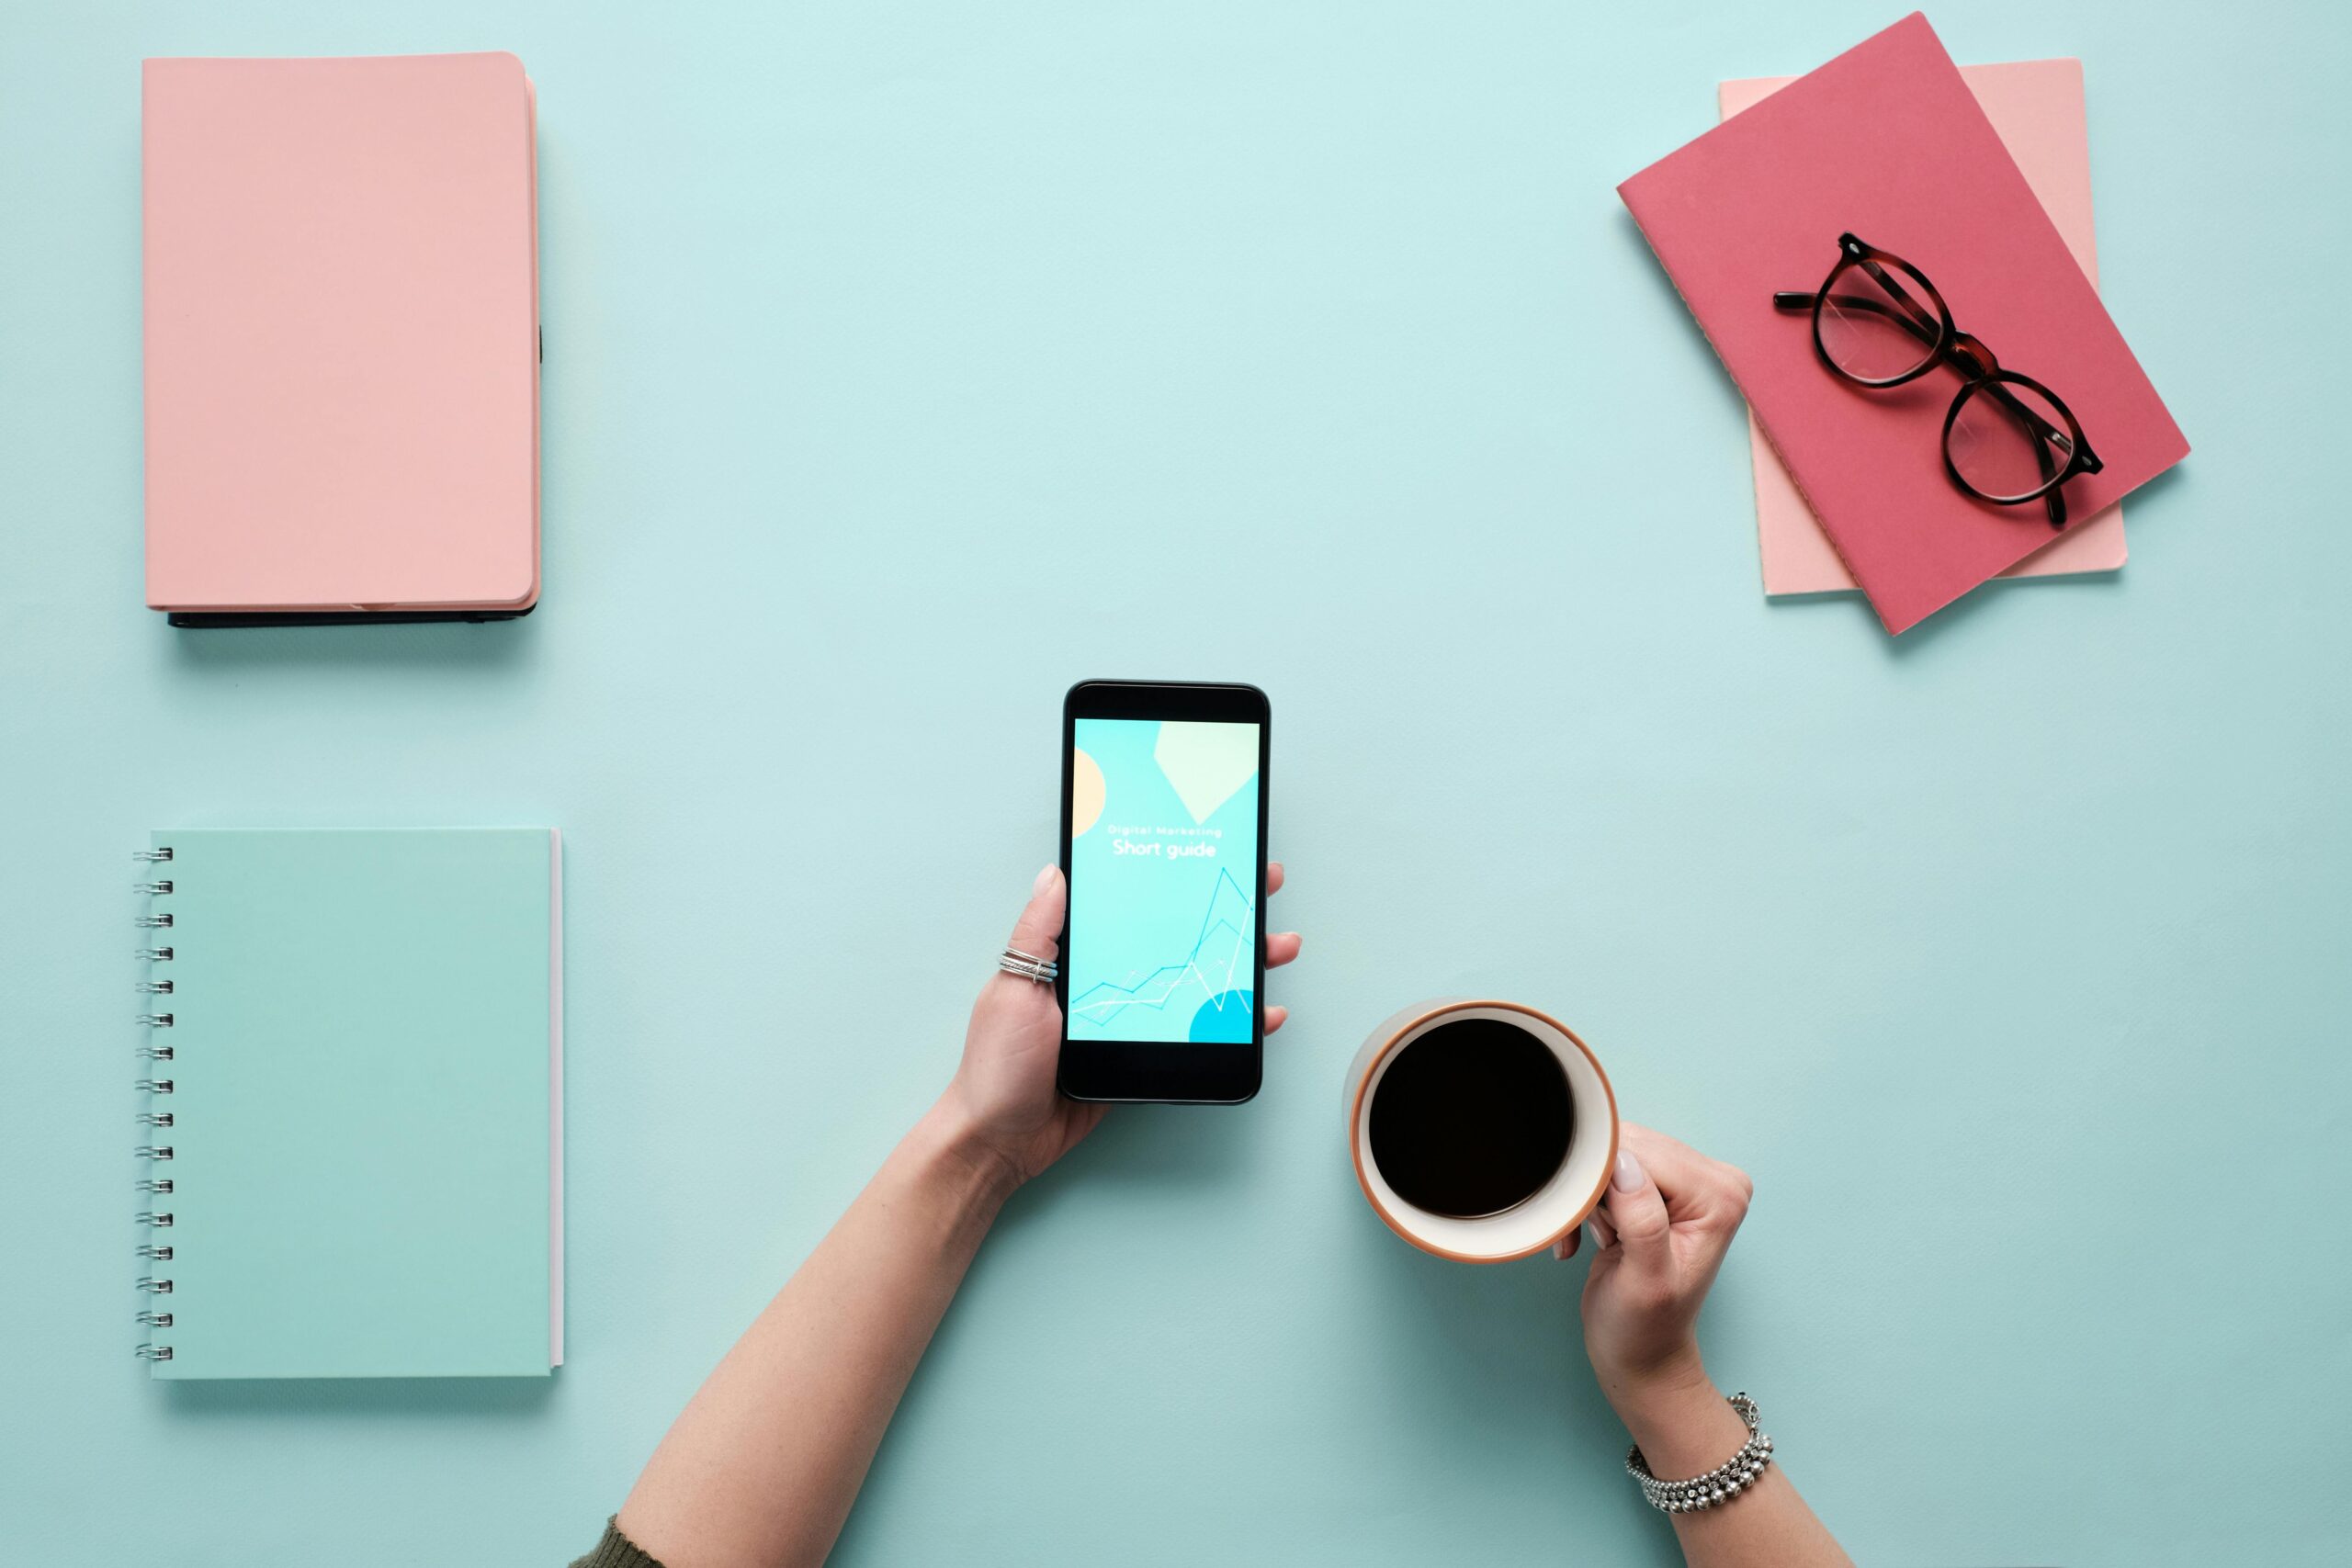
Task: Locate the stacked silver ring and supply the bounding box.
[1626,1393,1773,1514]
[997,945,1058,985]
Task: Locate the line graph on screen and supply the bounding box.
[1069,865,1255,1032]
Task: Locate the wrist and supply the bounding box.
[1602,1352,1744,1480]
[911,1094,1025,1213]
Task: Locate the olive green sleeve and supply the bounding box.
[571,1517,663,1568]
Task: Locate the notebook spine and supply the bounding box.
[134,847,175,1366]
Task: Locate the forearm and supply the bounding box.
[1611,1362,1852,1568]
[618,1099,1018,1568]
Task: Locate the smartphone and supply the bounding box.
[1057,680,1271,1104]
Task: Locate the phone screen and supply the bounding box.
[1064,716,1262,1045]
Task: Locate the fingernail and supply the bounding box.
[1612,1147,1645,1192]
[1034,864,1056,895]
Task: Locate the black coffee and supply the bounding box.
[1367,1018,1574,1219]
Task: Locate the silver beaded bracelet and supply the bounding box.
[1626,1392,1774,1515]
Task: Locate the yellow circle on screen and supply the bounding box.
[1071,748,1105,837]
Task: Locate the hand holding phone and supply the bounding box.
[946,851,1296,1186]
[944,863,1108,1182]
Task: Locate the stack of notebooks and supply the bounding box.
[1618,14,2188,633]
[141,53,541,626]
[135,829,562,1379]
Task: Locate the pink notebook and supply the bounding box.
[1620,14,2188,634]
[1724,59,2127,598]
[143,53,540,619]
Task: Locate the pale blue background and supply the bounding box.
[2,2,2345,1563]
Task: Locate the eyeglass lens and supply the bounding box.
[1947,378,2072,502]
[1817,259,1940,383]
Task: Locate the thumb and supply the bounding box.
[1005,863,1066,966]
[1601,1145,1672,1288]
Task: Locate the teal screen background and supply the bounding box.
[1067,718,1261,1043]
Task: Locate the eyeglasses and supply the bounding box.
[1774,233,2100,528]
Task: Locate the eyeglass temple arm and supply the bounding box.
[2030,425,2066,525]
[1771,254,1941,332]
[1774,291,2083,452]
[1773,289,1943,354]
[1854,256,1942,339]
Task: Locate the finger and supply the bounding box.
[1618,1123,1717,1209]
[1005,864,1067,966]
[1617,1123,1710,1189]
[1266,931,1303,968]
[1266,861,1285,896]
[1265,1005,1289,1034]
[1620,1123,1745,1224]
[1589,1211,1616,1250]
[1554,1226,1581,1261]
[1600,1145,1673,1291]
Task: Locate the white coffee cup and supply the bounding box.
[1343,998,1618,1263]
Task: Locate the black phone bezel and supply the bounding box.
[1056,679,1270,1105]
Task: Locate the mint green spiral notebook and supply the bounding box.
[133,829,562,1379]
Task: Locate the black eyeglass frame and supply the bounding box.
[1774,233,2102,528]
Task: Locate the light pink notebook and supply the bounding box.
[1619,14,2188,634]
[143,53,540,616]
[1724,59,2125,598]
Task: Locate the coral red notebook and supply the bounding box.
[1619,14,2188,633]
[1726,59,2126,598]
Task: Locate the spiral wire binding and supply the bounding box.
[136,849,176,1366]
